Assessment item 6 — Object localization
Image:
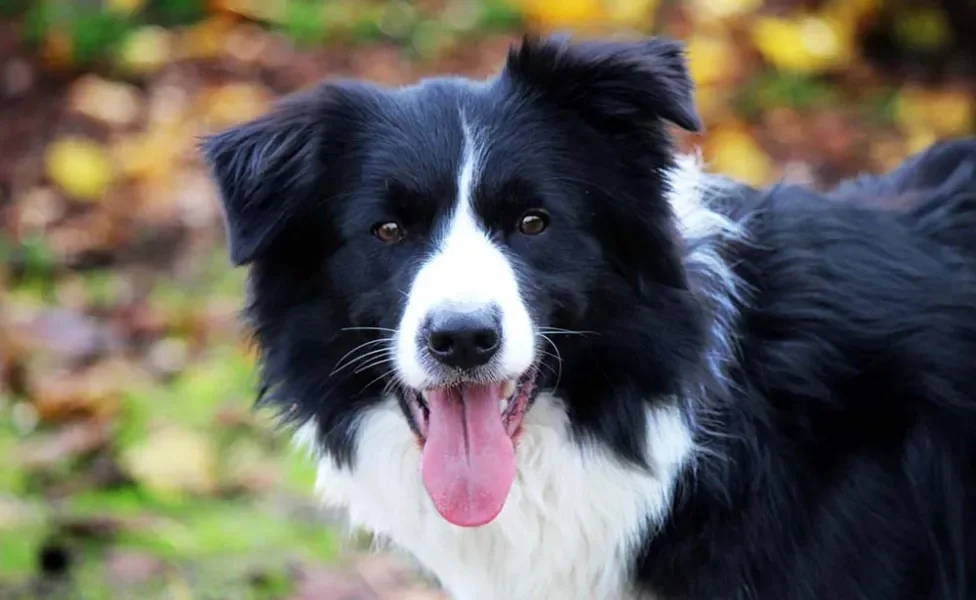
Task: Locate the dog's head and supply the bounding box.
[202,36,706,528]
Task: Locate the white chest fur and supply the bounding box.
[297,395,693,600]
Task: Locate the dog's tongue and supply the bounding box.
[421,383,515,527]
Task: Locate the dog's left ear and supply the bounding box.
[199,84,367,266]
[503,35,703,133]
[200,92,324,266]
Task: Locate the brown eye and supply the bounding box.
[372,221,404,243]
[517,210,549,236]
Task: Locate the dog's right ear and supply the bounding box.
[200,85,359,266]
[503,35,703,134]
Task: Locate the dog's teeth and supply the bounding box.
[501,380,516,398]
[499,399,508,413]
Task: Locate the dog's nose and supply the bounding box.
[424,307,501,370]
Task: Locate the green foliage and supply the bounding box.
[735,69,838,117]
[10,0,526,68]
[149,0,206,26]
[282,0,329,47]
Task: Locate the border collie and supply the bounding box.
[201,35,976,600]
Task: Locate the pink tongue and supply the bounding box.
[421,383,516,527]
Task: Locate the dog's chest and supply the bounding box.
[305,397,691,600]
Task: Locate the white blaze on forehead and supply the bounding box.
[394,115,535,389]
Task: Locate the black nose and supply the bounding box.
[424,307,501,370]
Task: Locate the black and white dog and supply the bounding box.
[202,35,976,600]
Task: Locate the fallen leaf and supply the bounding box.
[179,16,237,61]
[514,0,610,30]
[905,127,938,156]
[122,426,217,497]
[198,83,273,129]
[705,124,774,187]
[14,187,65,232]
[288,566,378,600]
[105,550,166,586]
[604,0,662,27]
[45,138,116,202]
[686,33,739,88]
[113,124,191,182]
[40,29,74,71]
[10,308,117,364]
[895,88,974,138]
[690,0,762,22]
[116,26,175,77]
[18,420,111,469]
[1,57,35,98]
[751,14,853,74]
[29,365,125,424]
[353,555,415,593]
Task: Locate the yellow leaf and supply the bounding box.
[515,0,604,28]
[751,15,853,74]
[925,91,975,136]
[906,128,938,156]
[686,34,737,87]
[705,125,773,187]
[180,16,236,61]
[604,0,660,27]
[199,83,272,129]
[514,0,660,32]
[123,427,217,497]
[45,138,116,202]
[694,84,733,124]
[692,0,762,22]
[116,26,174,76]
[895,88,975,137]
[113,125,191,182]
[68,76,142,128]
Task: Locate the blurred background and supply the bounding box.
[0,0,973,598]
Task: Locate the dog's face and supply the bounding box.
[203,36,704,528]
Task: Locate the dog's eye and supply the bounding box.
[517,210,549,236]
[372,221,404,243]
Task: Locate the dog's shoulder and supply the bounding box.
[727,175,976,418]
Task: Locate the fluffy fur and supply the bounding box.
[202,34,976,600]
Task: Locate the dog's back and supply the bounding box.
[832,139,976,260]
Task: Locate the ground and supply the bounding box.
[0,0,973,598]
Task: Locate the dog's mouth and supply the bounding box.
[405,365,540,442]
[400,365,540,529]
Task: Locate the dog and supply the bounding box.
[201,35,976,600]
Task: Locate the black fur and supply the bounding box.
[202,34,976,599]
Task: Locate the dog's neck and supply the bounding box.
[665,154,748,396]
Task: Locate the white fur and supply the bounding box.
[295,155,741,600]
[298,395,691,600]
[666,153,746,385]
[394,118,535,389]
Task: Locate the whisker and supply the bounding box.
[537,327,598,337]
[538,333,564,392]
[341,327,398,334]
[331,345,393,376]
[331,338,393,375]
[360,368,398,394]
[353,356,396,374]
